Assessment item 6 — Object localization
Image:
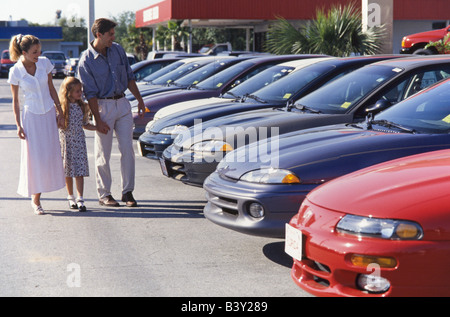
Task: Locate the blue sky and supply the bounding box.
[1,0,161,25]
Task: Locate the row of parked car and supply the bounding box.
[127,53,450,297]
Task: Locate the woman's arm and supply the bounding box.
[10,84,25,139]
[47,73,64,128]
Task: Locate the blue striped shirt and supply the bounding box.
[77,42,135,100]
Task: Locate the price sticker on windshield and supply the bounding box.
[442,115,450,124]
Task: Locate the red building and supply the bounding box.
[136,0,450,53]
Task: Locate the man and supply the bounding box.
[78,18,145,207]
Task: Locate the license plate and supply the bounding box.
[159,158,169,177]
[285,224,303,261]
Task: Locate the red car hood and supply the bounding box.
[308,149,450,225]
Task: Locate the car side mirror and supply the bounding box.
[366,99,391,114]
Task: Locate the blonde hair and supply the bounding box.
[9,34,40,61]
[59,77,90,130]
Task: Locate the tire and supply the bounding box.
[413,48,435,55]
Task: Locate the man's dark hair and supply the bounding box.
[91,18,117,38]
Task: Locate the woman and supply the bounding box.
[8,34,65,215]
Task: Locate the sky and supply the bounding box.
[1,0,162,25]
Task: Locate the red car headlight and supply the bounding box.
[336,215,423,240]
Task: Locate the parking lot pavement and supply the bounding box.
[0,78,308,298]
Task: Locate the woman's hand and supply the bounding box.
[56,113,65,129]
[17,126,26,140]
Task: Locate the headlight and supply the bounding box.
[191,140,233,153]
[240,168,301,184]
[159,125,188,136]
[145,120,155,132]
[336,215,423,240]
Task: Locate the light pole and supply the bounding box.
[88,0,95,44]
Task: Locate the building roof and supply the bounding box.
[0,26,63,41]
[136,0,450,28]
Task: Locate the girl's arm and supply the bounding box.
[83,122,97,131]
[47,73,64,128]
[10,84,25,139]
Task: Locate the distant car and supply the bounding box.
[162,55,419,186]
[0,49,15,78]
[146,50,204,60]
[127,53,138,65]
[137,57,333,159]
[132,54,327,138]
[287,149,450,296]
[64,58,79,76]
[42,51,67,77]
[203,75,450,238]
[131,58,181,81]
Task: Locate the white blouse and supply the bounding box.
[8,56,55,114]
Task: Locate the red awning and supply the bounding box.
[136,0,450,28]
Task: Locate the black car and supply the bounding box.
[138,57,331,159]
[203,77,450,238]
[162,55,446,186]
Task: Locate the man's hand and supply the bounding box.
[137,99,146,117]
[96,118,111,134]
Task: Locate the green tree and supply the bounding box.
[266,3,385,56]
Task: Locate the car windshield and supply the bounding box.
[222,65,295,98]
[43,53,66,60]
[142,61,184,82]
[373,79,450,134]
[173,59,237,87]
[294,65,401,113]
[195,60,259,90]
[150,61,207,85]
[249,63,335,103]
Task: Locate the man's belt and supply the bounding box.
[101,93,125,100]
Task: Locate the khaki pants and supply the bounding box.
[95,97,135,199]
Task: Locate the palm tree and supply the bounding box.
[266,3,385,56]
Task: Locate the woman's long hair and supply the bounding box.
[58,77,90,130]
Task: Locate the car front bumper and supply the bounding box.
[137,131,174,160]
[202,171,317,238]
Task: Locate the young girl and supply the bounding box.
[59,77,96,211]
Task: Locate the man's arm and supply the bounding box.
[87,97,110,134]
[127,79,145,117]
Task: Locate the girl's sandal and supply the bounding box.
[77,198,87,212]
[68,195,77,209]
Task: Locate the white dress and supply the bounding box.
[8,57,65,197]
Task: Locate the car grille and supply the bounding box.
[205,191,239,216]
[166,161,187,180]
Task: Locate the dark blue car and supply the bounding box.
[162,55,450,187]
[202,77,450,238]
[140,55,402,159]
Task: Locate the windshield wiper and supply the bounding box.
[245,94,267,104]
[295,104,321,114]
[222,91,242,101]
[370,119,416,134]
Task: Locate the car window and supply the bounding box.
[374,79,450,133]
[254,63,335,103]
[142,61,184,82]
[43,53,66,60]
[355,66,450,117]
[135,63,168,81]
[295,65,402,114]
[222,65,295,98]
[174,59,238,86]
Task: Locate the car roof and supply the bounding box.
[276,57,335,68]
[369,54,450,69]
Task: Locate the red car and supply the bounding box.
[286,149,450,297]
